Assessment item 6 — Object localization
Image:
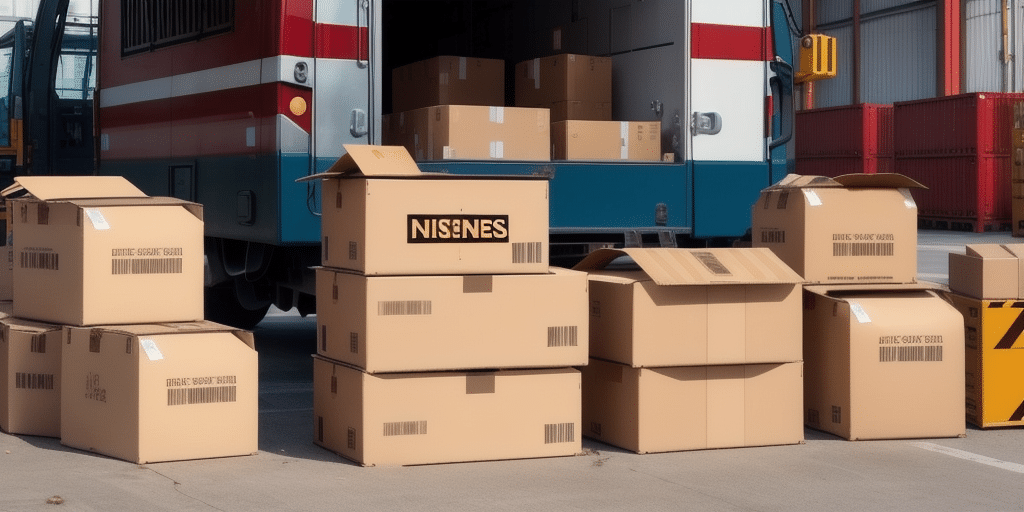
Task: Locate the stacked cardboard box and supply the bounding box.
[752,173,967,440]
[0,177,258,464]
[514,54,612,123]
[304,144,588,466]
[573,247,805,454]
[947,244,1024,428]
[1013,102,1024,236]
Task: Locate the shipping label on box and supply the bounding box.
[0,317,61,437]
[60,321,258,464]
[573,248,803,367]
[552,121,662,161]
[391,56,505,113]
[803,285,965,440]
[316,267,588,372]
[752,173,924,284]
[313,357,581,466]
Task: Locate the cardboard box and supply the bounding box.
[0,203,10,301]
[752,173,925,284]
[948,244,1024,299]
[548,101,612,123]
[391,56,505,113]
[299,145,550,275]
[948,294,1024,428]
[316,267,588,372]
[514,54,611,109]
[573,248,803,367]
[0,316,61,437]
[3,176,204,326]
[313,357,581,466]
[581,358,804,454]
[552,121,662,161]
[61,321,258,464]
[388,105,551,162]
[803,285,965,440]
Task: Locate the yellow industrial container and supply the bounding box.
[796,34,837,84]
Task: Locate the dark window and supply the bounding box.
[121,0,234,56]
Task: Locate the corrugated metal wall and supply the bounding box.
[964,0,1023,93]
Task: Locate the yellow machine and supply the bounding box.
[796,34,837,84]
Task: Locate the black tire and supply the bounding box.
[204,282,271,330]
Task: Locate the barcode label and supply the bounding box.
[377,300,432,316]
[833,243,894,256]
[693,251,731,275]
[547,326,578,347]
[15,372,54,390]
[512,242,542,264]
[112,258,183,275]
[31,335,46,353]
[879,346,943,362]
[383,421,427,436]
[21,251,58,270]
[167,386,237,406]
[761,230,786,243]
[544,422,575,444]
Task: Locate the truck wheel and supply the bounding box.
[204,281,271,330]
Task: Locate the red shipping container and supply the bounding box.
[894,92,1024,156]
[795,103,893,177]
[896,155,1011,232]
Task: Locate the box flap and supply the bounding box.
[805,281,947,296]
[832,173,927,189]
[296,144,421,182]
[573,248,802,285]
[84,321,255,350]
[2,176,147,200]
[765,174,842,190]
[964,244,1015,258]
[998,244,1024,297]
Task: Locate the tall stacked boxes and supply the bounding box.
[0,177,258,464]
[1012,102,1024,236]
[947,244,1024,428]
[573,248,805,454]
[306,145,588,466]
[752,173,967,440]
[795,103,894,177]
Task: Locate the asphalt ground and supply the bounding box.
[3,229,1024,512]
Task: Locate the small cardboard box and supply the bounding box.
[387,105,551,161]
[316,267,588,372]
[573,248,803,367]
[552,121,662,161]
[391,56,505,113]
[61,321,258,464]
[752,173,925,285]
[948,244,1024,299]
[581,358,804,454]
[514,54,612,109]
[313,357,581,466]
[948,294,1024,428]
[803,284,965,440]
[0,316,61,437]
[300,145,550,275]
[3,176,204,326]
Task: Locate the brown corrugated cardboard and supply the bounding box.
[514,54,611,108]
[949,294,1024,428]
[752,173,925,284]
[60,321,258,464]
[391,56,505,113]
[552,121,662,161]
[573,248,803,367]
[3,176,204,326]
[313,357,581,466]
[0,316,61,437]
[948,244,1024,299]
[299,145,550,275]
[386,105,551,161]
[548,101,612,123]
[803,285,965,440]
[581,358,803,454]
[316,267,588,373]
[0,204,10,301]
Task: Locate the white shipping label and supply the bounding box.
[458,57,467,80]
[85,209,111,230]
[141,339,164,361]
[490,141,505,159]
[489,106,505,124]
[803,189,823,207]
[620,122,629,159]
[900,188,917,209]
[848,301,872,323]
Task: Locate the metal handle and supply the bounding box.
[769,59,794,150]
[356,0,368,68]
[691,112,723,136]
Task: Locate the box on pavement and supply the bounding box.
[573,248,803,367]
[61,321,258,464]
[316,267,588,373]
[391,56,505,113]
[752,173,925,285]
[313,356,581,466]
[383,105,551,161]
[299,144,550,275]
[551,121,662,161]
[2,176,203,326]
[0,314,61,437]
[514,54,612,121]
[581,358,803,454]
[802,284,965,440]
[948,244,1024,300]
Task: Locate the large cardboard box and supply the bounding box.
[3,176,204,326]
[0,315,61,437]
[948,294,1024,428]
[61,321,258,464]
[552,121,662,161]
[391,56,505,113]
[386,105,551,161]
[549,101,612,123]
[573,248,803,367]
[581,358,803,454]
[313,357,581,466]
[948,244,1024,299]
[752,173,925,285]
[300,145,550,275]
[514,54,612,111]
[316,267,588,372]
[803,285,965,440]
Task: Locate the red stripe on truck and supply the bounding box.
[691,23,773,61]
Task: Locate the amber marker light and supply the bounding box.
[290,97,308,116]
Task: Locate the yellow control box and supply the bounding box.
[796,34,837,84]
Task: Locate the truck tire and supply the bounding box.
[204,281,271,330]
